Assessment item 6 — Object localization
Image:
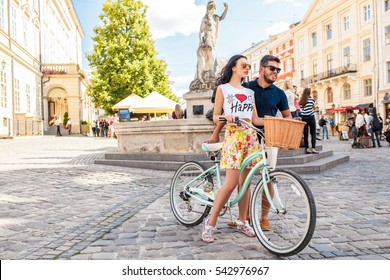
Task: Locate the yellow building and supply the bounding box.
[377,0,390,118]
[293,0,378,120]
[0,0,94,137]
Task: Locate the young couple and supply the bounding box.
[202,54,292,243]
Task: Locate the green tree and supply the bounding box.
[86,0,176,114]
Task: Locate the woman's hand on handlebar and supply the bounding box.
[218,115,235,123]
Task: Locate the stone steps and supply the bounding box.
[95,145,350,174]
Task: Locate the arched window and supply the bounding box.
[311,90,318,101]
[343,83,351,100]
[326,87,333,103]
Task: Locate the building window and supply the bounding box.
[0,69,6,108]
[299,38,304,52]
[387,61,390,83]
[343,47,351,67]
[0,0,5,30]
[343,84,351,100]
[364,79,372,96]
[343,16,350,32]
[327,87,333,103]
[300,64,305,79]
[286,41,290,48]
[26,84,31,113]
[326,24,332,40]
[286,59,292,72]
[363,4,371,22]
[11,5,17,40]
[36,85,41,117]
[15,79,20,111]
[311,32,317,47]
[313,59,318,76]
[363,39,371,62]
[385,0,390,12]
[327,53,333,74]
[386,25,390,45]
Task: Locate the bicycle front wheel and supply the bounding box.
[170,161,213,227]
[250,169,316,256]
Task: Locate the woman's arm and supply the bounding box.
[252,105,264,126]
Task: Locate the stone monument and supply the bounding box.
[114,1,228,153]
[184,1,228,119]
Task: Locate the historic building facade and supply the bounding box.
[377,0,390,118]
[242,0,388,120]
[293,0,378,117]
[0,0,94,138]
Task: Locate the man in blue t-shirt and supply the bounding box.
[245,55,292,130]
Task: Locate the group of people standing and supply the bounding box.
[351,108,384,148]
[91,116,117,138]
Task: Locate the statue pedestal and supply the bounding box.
[115,119,216,153]
[183,90,213,119]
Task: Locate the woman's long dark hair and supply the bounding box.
[216,54,247,86]
[299,88,311,107]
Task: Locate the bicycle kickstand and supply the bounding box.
[226,208,236,228]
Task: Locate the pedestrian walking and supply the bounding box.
[54,116,62,136]
[66,118,72,135]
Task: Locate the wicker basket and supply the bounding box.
[264,116,306,150]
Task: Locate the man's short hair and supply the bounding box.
[260,55,281,67]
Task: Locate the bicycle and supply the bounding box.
[169,117,316,256]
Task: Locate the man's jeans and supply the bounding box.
[321,125,329,139]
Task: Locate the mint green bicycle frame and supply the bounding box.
[184,139,284,213]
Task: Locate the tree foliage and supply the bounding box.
[86,0,176,114]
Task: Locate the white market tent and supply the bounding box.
[112,94,144,110]
[130,92,176,114]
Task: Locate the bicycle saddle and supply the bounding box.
[201,142,222,152]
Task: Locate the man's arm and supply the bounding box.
[281,109,293,119]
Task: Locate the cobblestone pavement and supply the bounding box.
[0,135,389,260]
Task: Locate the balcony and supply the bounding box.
[41,63,85,77]
[301,64,357,86]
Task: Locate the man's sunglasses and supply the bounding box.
[241,62,251,70]
[264,65,281,73]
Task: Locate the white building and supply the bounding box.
[0,0,94,137]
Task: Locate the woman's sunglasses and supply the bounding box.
[264,65,281,73]
[241,63,251,70]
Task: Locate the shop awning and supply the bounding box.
[356,103,373,109]
[328,105,363,113]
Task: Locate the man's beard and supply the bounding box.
[264,74,275,85]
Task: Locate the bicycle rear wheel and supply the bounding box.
[170,161,213,226]
[250,169,316,256]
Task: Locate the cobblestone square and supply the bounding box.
[0,136,389,260]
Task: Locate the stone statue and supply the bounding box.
[190,1,228,91]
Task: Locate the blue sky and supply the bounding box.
[73,0,312,97]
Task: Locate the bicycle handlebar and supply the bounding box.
[218,116,265,141]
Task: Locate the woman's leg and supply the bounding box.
[303,122,309,149]
[309,117,317,149]
[207,169,240,227]
[237,169,251,222]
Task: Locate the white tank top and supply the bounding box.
[220,83,255,120]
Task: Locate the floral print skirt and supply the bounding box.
[220,125,261,170]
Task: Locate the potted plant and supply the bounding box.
[80,120,91,135]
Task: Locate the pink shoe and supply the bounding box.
[202,218,216,243]
[236,220,255,237]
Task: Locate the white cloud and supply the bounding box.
[170,74,194,96]
[265,22,290,36]
[144,0,205,39]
